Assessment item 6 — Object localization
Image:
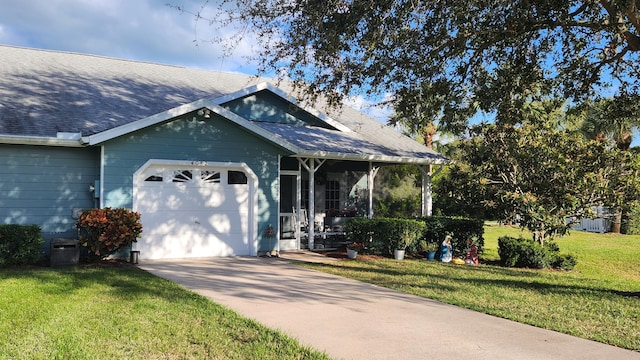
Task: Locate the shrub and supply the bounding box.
[77,208,142,261]
[498,236,576,270]
[550,254,577,270]
[375,218,426,256]
[622,204,640,235]
[417,216,485,255]
[0,224,44,267]
[344,218,426,256]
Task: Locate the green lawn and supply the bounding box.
[2,225,638,357]
[0,264,329,360]
[301,224,640,351]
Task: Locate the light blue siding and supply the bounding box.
[221,90,333,128]
[100,112,283,252]
[0,144,100,247]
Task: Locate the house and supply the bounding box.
[571,206,612,233]
[0,45,448,260]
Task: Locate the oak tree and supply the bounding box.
[180,0,640,132]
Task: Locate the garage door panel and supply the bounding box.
[134,164,252,259]
[139,218,248,258]
[138,187,232,211]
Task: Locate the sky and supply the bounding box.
[0,0,255,72]
[0,0,393,122]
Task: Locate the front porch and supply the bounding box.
[277,156,441,252]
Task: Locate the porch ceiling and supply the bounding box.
[255,122,448,165]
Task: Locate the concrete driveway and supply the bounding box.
[138,255,639,360]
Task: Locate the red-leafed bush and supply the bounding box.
[77,208,142,260]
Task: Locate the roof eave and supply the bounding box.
[82,99,214,145]
[292,151,450,165]
[82,98,302,154]
[0,134,84,147]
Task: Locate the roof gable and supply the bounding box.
[221,89,334,129]
[0,45,448,165]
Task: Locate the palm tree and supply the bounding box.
[579,94,640,232]
[580,97,638,151]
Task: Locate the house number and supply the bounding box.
[191,161,208,166]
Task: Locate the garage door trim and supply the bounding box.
[132,159,258,257]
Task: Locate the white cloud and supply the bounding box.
[0,0,260,73]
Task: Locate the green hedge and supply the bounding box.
[622,204,640,235]
[416,216,485,255]
[498,236,576,270]
[344,216,483,257]
[0,224,44,267]
[344,218,426,256]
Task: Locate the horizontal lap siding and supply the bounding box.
[0,144,100,239]
[221,90,328,127]
[101,113,281,251]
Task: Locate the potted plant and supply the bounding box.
[393,230,412,260]
[347,242,364,259]
[425,241,438,260]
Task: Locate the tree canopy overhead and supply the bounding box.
[186,0,640,133]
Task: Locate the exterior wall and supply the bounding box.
[221,90,330,128]
[100,112,282,253]
[0,144,100,254]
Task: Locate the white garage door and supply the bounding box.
[133,161,255,259]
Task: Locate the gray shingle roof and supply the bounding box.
[255,122,445,163]
[0,45,447,164]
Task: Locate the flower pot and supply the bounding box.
[427,251,436,260]
[394,249,405,260]
[347,249,358,259]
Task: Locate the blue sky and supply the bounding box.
[0,0,255,72]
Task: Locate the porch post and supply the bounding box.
[419,165,442,217]
[299,158,325,250]
[368,162,380,219]
[296,163,302,250]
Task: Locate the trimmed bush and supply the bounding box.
[343,218,374,243]
[77,208,142,261]
[376,218,426,256]
[0,224,44,267]
[344,218,426,256]
[417,216,485,255]
[498,236,576,270]
[550,253,577,270]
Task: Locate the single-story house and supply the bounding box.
[0,45,448,260]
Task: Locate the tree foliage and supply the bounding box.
[453,122,639,243]
[180,0,640,132]
[574,93,640,150]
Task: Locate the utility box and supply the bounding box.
[50,238,80,266]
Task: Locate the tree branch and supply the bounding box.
[599,0,640,51]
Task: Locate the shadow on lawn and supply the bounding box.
[307,259,636,301]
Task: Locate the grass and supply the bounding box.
[0,264,329,360]
[300,224,640,351]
